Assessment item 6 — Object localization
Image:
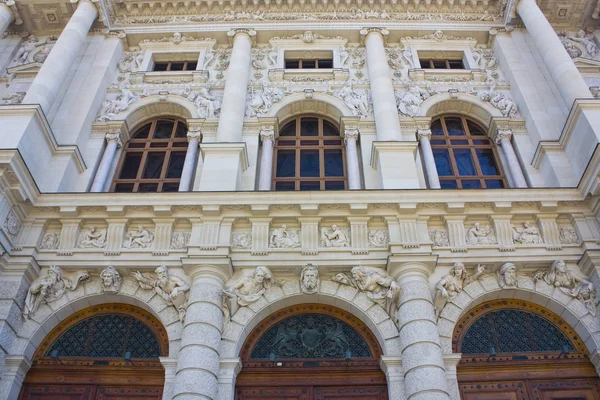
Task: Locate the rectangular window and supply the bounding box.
[284,50,334,69]
[152,60,197,72]
[417,50,467,70]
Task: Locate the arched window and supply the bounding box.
[273,116,346,191]
[431,115,507,189]
[111,118,188,193]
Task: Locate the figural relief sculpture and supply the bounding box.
[100,266,122,294]
[532,259,597,316]
[40,233,60,250]
[332,266,400,324]
[78,226,107,248]
[131,265,190,322]
[498,262,518,289]
[465,222,496,246]
[300,263,320,294]
[23,266,90,320]
[231,232,252,249]
[512,222,543,244]
[269,225,300,248]
[222,266,284,320]
[434,262,486,317]
[321,225,350,247]
[124,226,154,249]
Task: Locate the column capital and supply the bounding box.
[260,125,275,142]
[494,127,513,144]
[228,28,257,46]
[360,27,389,46]
[187,128,202,142]
[417,128,432,141]
[105,129,123,147]
[343,126,359,143]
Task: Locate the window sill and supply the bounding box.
[269,68,349,83]
[408,68,487,83]
[130,70,209,85]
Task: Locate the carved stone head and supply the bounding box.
[300,264,320,295]
[101,266,122,294]
[499,262,518,288]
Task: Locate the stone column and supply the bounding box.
[216,358,242,400]
[344,126,361,190]
[179,129,202,192]
[90,130,123,192]
[516,0,591,107]
[159,357,178,400]
[391,260,450,400]
[494,128,527,188]
[173,264,231,400]
[258,125,275,191]
[216,29,255,142]
[0,3,14,39]
[22,0,98,114]
[417,127,441,189]
[361,28,402,142]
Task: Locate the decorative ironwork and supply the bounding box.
[249,313,372,360]
[460,309,574,354]
[46,313,161,359]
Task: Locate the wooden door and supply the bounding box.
[236,385,388,400]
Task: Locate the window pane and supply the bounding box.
[174,122,187,138]
[461,180,482,189]
[285,59,300,69]
[300,181,320,190]
[301,118,318,136]
[467,121,485,136]
[319,59,333,68]
[166,152,186,178]
[323,120,338,136]
[324,140,341,145]
[445,118,465,136]
[119,154,142,179]
[433,60,446,69]
[278,140,295,146]
[451,140,469,145]
[128,143,145,148]
[433,149,453,176]
[454,149,476,176]
[325,181,345,190]
[448,60,464,69]
[154,121,174,139]
[142,153,165,179]
[430,140,446,145]
[300,150,320,177]
[431,119,444,136]
[476,149,500,175]
[440,180,458,189]
[280,121,296,136]
[170,62,184,71]
[162,183,179,192]
[276,150,296,177]
[153,63,168,72]
[134,123,151,139]
[186,62,197,70]
[275,182,295,191]
[302,60,316,69]
[150,142,168,148]
[301,140,319,146]
[419,59,430,68]
[138,183,158,192]
[324,149,344,177]
[114,183,134,192]
[472,139,490,145]
[485,180,504,188]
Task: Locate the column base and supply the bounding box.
[370,141,421,189]
[198,142,249,191]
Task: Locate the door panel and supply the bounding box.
[95,386,163,400]
[314,386,388,400]
[19,385,95,400]
[460,380,527,400]
[236,387,311,400]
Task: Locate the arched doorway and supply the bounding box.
[236,304,388,400]
[19,303,168,399]
[454,299,600,399]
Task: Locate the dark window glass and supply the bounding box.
[119,154,142,179]
[273,116,347,191]
[276,150,296,177]
[302,60,316,69]
[186,62,197,70]
[285,59,300,69]
[111,118,188,192]
[166,152,186,178]
[300,150,320,177]
[169,62,184,71]
[142,153,165,179]
[46,314,161,359]
[433,60,447,69]
[430,116,507,189]
[301,118,319,136]
[460,309,574,355]
[153,63,168,72]
[319,59,333,68]
[154,121,174,139]
[448,59,464,69]
[419,59,430,68]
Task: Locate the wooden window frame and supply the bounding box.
[284,58,334,69]
[419,58,465,69]
[152,60,198,71]
[273,115,347,191]
[110,118,188,193]
[430,115,508,189]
